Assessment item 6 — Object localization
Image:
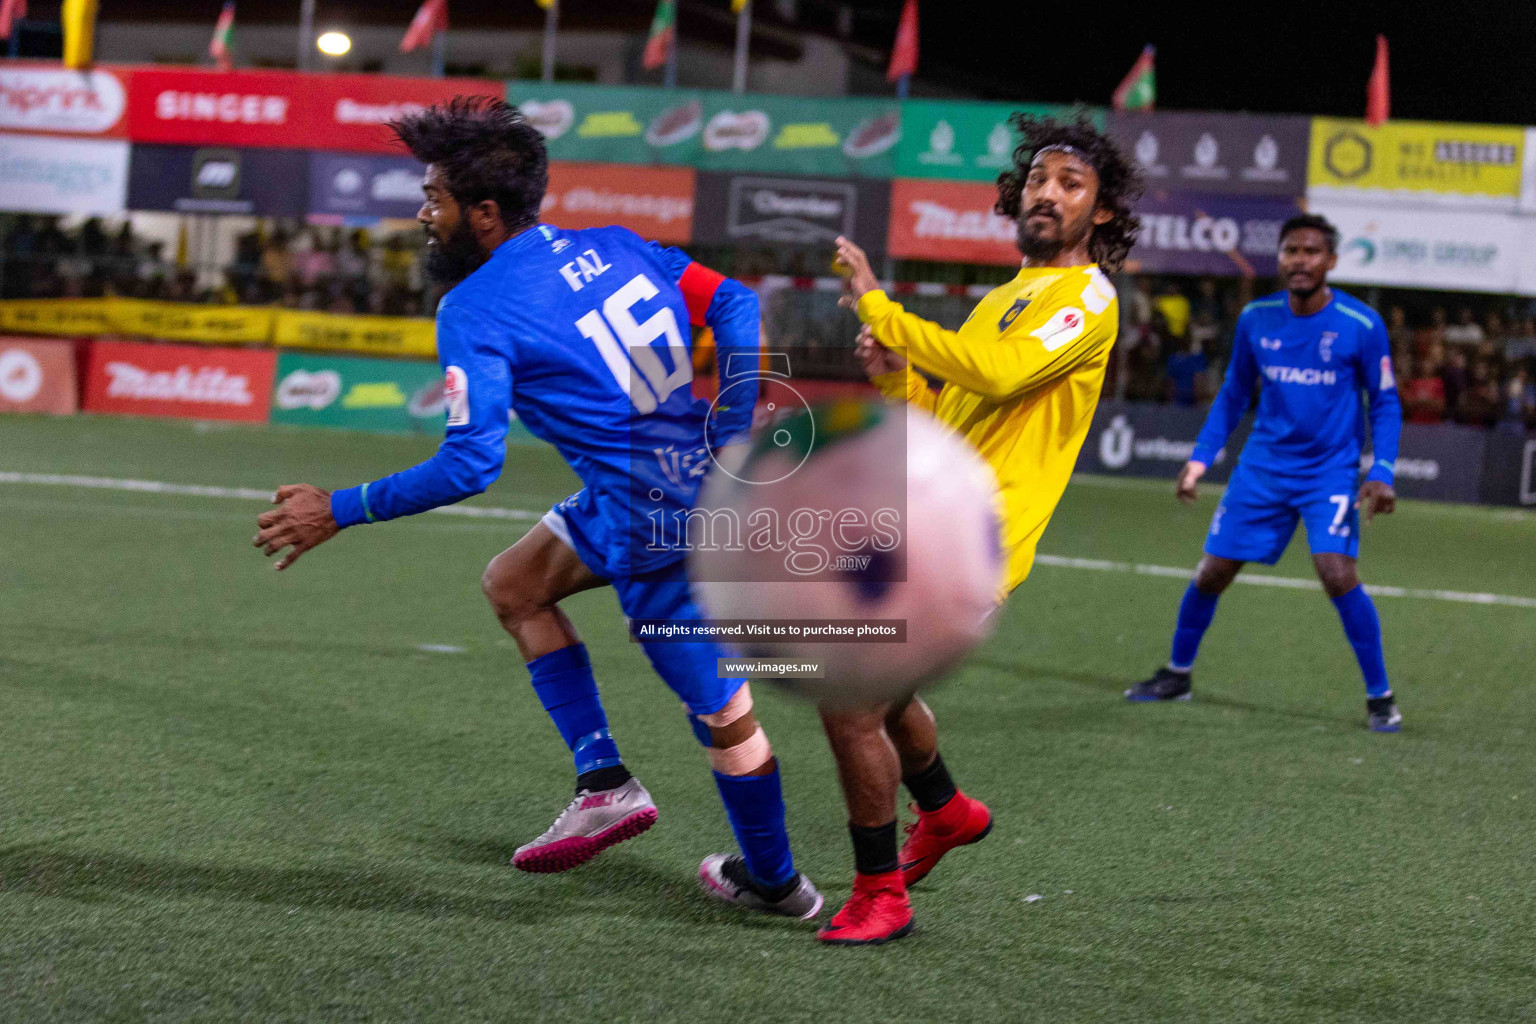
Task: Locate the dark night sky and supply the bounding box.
[61,0,1536,125]
[870,0,1536,124]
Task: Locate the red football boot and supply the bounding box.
[815,870,914,946]
[898,792,992,886]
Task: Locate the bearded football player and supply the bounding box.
[820,114,1142,945]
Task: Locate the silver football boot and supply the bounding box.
[511,778,658,873]
[698,853,824,920]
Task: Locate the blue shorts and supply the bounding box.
[544,501,743,718]
[1204,463,1361,565]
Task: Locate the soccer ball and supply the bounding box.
[689,399,1004,705]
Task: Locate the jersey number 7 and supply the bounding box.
[575,273,693,414]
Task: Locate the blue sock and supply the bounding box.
[713,768,796,890]
[1169,582,1221,671]
[1331,585,1392,698]
[527,644,623,775]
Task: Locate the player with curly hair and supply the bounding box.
[818,113,1142,945]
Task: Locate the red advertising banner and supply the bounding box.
[0,337,78,415]
[82,340,276,423]
[886,179,1019,266]
[126,68,501,153]
[0,64,130,138]
[542,162,696,243]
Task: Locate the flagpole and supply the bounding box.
[731,1,751,94]
[297,0,315,70]
[541,0,558,82]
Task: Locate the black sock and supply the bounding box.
[576,764,632,793]
[849,821,898,875]
[903,752,958,813]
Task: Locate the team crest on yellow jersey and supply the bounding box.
[998,298,1031,331]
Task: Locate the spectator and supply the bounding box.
[1188,309,1221,356]
[292,227,335,288]
[1400,353,1447,424]
[1164,335,1209,408]
[381,234,415,291]
[34,216,70,260]
[1153,281,1190,341]
[78,218,107,258]
[1455,358,1501,427]
[1484,311,1505,345]
[1495,364,1534,434]
[1443,306,1485,346]
[1386,305,1412,359]
[1192,277,1220,323]
[259,227,293,293]
[1124,336,1165,403]
[231,228,263,299]
[1441,347,1468,414]
[2,214,38,298]
[1509,317,1536,360]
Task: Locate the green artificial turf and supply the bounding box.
[1,415,1533,1022]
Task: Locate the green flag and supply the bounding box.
[1113,45,1156,112]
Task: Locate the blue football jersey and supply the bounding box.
[1192,289,1402,484]
[329,224,761,578]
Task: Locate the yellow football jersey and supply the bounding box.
[857,264,1118,594]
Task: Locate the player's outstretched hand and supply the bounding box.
[854,325,906,378]
[833,236,880,310]
[254,483,339,571]
[1176,461,1207,504]
[1356,480,1397,523]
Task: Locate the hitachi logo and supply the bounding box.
[1263,365,1338,386]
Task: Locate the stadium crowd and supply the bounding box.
[0,215,428,317]
[1116,276,1536,432]
[2,213,1533,432]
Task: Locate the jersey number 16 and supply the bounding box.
[575,273,693,414]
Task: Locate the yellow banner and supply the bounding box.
[109,299,274,345]
[0,298,272,343]
[1309,118,1525,207]
[0,298,435,357]
[0,298,114,336]
[273,310,437,360]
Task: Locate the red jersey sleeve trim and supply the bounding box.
[678,262,727,327]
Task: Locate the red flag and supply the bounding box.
[1365,34,1390,127]
[642,0,676,71]
[0,0,27,39]
[400,0,447,54]
[886,0,918,82]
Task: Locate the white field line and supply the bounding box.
[2,471,1533,610]
[1032,554,1536,610]
[0,472,539,521]
[1069,472,1535,524]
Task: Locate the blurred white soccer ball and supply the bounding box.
[690,400,1003,704]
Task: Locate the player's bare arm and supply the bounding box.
[1176,460,1207,504]
[253,483,339,571]
[854,325,906,377]
[834,236,879,308]
[1357,480,1396,522]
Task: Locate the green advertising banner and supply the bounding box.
[695,93,900,178]
[271,352,447,435]
[894,101,1103,182]
[506,81,902,178]
[508,81,702,166]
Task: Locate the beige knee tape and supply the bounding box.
[699,684,753,728]
[707,725,773,775]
